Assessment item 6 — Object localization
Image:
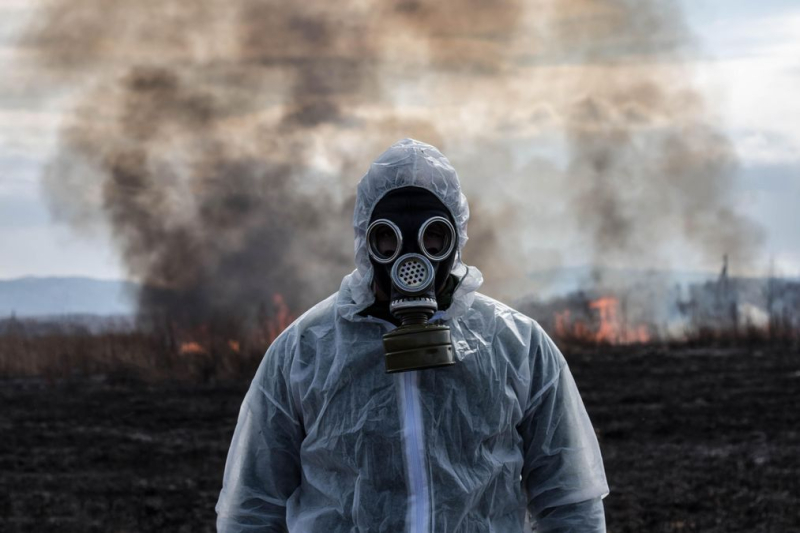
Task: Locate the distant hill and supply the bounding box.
[0,277,138,317]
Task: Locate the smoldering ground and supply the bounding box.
[17,0,763,325]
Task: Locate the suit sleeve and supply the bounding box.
[518,325,609,532]
[216,337,304,533]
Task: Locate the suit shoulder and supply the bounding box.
[470,292,538,326]
[468,292,552,346]
[267,292,338,352]
[295,292,338,330]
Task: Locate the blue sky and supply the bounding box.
[0,0,798,281]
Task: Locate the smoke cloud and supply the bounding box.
[550,1,764,270]
[19,0,763,324]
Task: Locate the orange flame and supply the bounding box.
[176,293,294,356]
[179,341,207,355]
[590,297,619,343]
[555,310,571,338]
[555,295,651,344]
[266,293,295,343]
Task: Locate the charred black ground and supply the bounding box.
[2,344,798,532]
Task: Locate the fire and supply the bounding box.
[179,339,241,355]
[266,293,295,344]
[179,341,207,355]
[555,295,651,344]
[555,310,571,338]
[590,297,619,343]
[175,293,294,355]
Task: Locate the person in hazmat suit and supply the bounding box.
[216,138,609,532]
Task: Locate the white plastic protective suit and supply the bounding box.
[216,139,609,532]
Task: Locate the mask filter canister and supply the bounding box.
[381,253,455,373]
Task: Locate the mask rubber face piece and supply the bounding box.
[367,187,458,373]
[368,187,458,300]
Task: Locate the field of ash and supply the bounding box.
[1,344,799,532]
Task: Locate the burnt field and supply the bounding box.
[1,344,799,533]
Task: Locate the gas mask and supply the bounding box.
[367,187,458,373]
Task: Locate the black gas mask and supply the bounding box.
[367,187,458,373]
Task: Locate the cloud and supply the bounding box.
[0,0,34,10]
[0,109,59,160]
[684,8,800,167]
[0,224,124,279]
[697,8,800,60]
[735,130,800,166]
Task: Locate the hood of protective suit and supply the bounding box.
[338,138,483,322]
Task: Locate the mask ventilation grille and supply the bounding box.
[391,253,435,295]
[398,258,426,287]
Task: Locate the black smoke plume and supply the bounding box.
[20,0,762,329]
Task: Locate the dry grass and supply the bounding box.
[0,329,264,383]
[1,316,797,384]
[555,322,800,352]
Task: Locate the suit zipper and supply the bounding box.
[401,370,430,533]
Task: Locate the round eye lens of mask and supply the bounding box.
[418,216,455,261]
[367,219,402,263]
